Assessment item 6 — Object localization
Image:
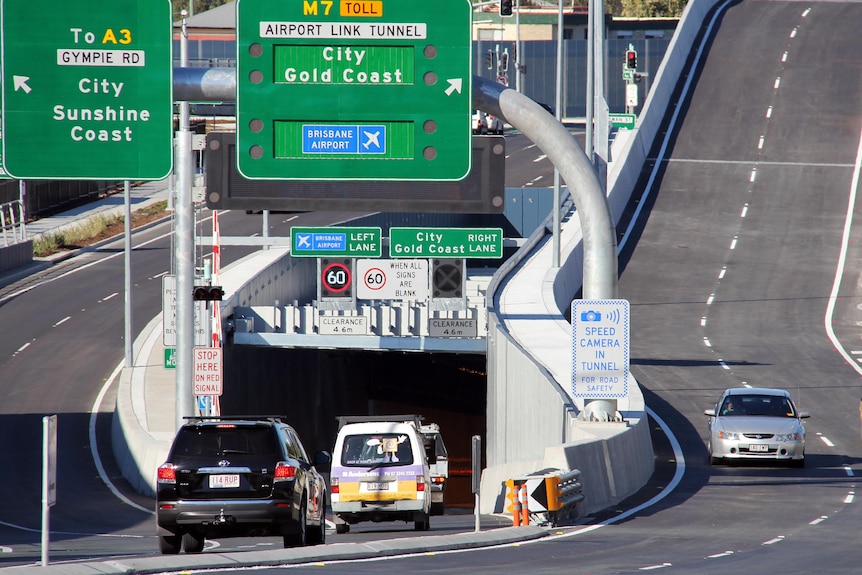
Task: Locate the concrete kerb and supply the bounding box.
[10,527,547,575]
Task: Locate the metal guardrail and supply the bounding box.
[508,468,584,527]
[1,200,25,247]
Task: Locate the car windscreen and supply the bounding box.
[171,426,281,460]
[341,433,415,467]
[720,395,796,417]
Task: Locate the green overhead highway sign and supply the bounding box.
[291,226,382,257]
[236,0,472,181]
[0,0,173,180]
[390,227,503,258]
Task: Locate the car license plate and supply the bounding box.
[209,474,240,488]
[749,444,769,452]
[365,482,390,491]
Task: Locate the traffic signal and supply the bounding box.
[193,286,224,301]
[431,259,464,299]
[500,0,513,17]
[485,50,495,70]
[625,49,637,70]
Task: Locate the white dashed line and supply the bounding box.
[533,154,548,163]
[707,551,734,559]
[707,294,715,305]
[640,563,672,571]
[704,337,712,347]
[809,516,827,525]
[844,466,854,477]
[53,316,71,327]
[758,136,765,150]
[773,77,781,90]
[762,536,785,546]
[741,203,749,217]
[802,7,810,17]
[749,168,757,183]
[790,28,798,38]
[102,292,119,301]
[15,342,30,354]
[818,435,835,448]
[701,317,707,327]
[766,106,773,119]
[729,236,738,250]
[781,51,788,63]
[844,492,855,504]
[718,360,730,370]
[718,267,727,279]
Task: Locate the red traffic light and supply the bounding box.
[193,286,224,301]
[625,50,637,70]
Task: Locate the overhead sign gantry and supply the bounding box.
[235,0,472,181]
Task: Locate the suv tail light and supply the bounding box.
[331,477,339,494]
[417,475,426,492]
[157,464,177,484]
[274,462,296,481]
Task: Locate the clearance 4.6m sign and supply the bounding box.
[236,0,472,181]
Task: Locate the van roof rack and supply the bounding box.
[183,415,288,423]
[336,414,424,429]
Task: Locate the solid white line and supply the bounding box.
[90,361,154,515]
[824,120,862,373]
[53,316,71,327]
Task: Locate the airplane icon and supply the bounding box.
[296,234,312,249]
[362,130,381,151]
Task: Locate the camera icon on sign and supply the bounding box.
[580,310,602,322]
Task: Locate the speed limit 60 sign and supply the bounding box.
[319,258,353,299]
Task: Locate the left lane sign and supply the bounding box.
[0,0,173,179]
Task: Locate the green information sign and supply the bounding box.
[291,226,382,257]
[164,347,176,369]
[236,0,472,181]
[609,113,636,129]
[390,227,503,258]
[0,0,173,180]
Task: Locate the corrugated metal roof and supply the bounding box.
[175,1,235,29]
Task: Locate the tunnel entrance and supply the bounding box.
[222,345,487,507]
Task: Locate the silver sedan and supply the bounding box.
[705,387,809,467]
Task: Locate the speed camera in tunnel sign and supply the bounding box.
[571,299,630,399]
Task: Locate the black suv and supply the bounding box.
[156,416,330,554]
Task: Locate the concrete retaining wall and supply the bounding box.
[0,240,32,275]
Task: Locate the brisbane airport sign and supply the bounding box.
[0,0,173,180]
[235,0,472,181]
[571,299,630,399]
[203,132,505,214]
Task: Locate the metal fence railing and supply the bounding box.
[1,200,26,247]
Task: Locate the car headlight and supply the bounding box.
[776,432,802,442]
[717,430,740,440]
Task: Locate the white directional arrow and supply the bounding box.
[13,75,31,94]
[444,78,462,96]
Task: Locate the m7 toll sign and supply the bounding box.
[0,0,173,180]
[236,0,472,181]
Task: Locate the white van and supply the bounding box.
[330,415,432,533]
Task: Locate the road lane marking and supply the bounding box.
[707,551,734,559]
[810,516,828,525]
[762,536,785,545]
[640,563,672,570]
[818,435,835,447]
[53,316,71,327]
[101,292,119,301]
[843,491,855,504]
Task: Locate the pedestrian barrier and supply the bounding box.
[1,200,25,247]
[506,469,584,527]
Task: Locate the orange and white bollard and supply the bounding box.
[511,483,522,526]
[519,483,529,526]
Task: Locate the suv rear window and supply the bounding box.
[171,426,281,460]
[341,434,414,466]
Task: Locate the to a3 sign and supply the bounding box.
[0,0,173,179]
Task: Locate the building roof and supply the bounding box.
[175,1,236,29]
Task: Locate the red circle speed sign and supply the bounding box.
[321,262,352,293]
[363,267,386,292]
